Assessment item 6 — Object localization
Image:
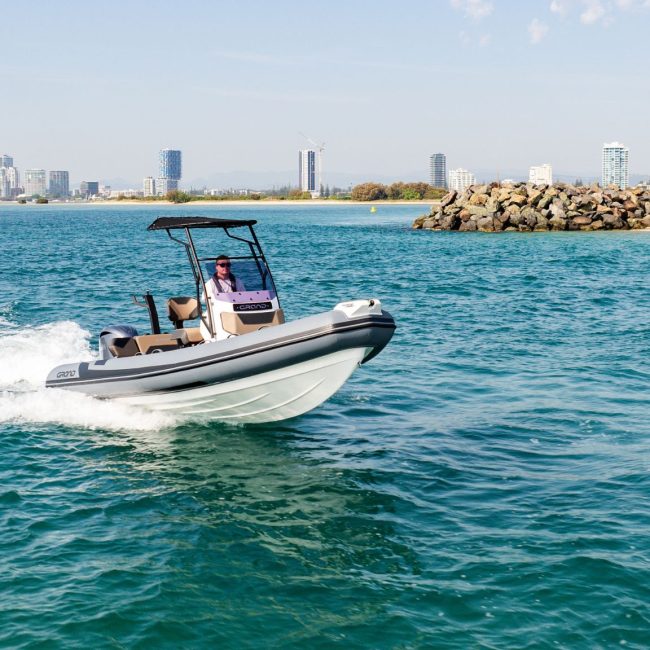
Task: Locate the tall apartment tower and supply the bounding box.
[430,153,447,188]
[449,168,476,192]
[158,149,182,194]
[0,154,19,198]
[299,149,321,198]
[0,168,9,198]
[602,142,629,189]
[529,164,553,186]
[143,176,156,197]
[24,169,47,196]
[48,170,69,197]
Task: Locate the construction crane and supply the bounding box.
[299,132,325,154]
[298,132,325,197]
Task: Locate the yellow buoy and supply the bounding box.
[370,206,377,213]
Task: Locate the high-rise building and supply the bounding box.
[0,155,19,198]
[79,181,99,198]
[48,170,69,197]
[24,169,47,196]
[156,177,178,195]
[159,149,182,180]
[449,168,476,192]
[143,176,156,197]
[430,153,447,188]
[299,149,321,197]
[157,149,182,195]
[0,168,9,199]
[4,166,20,198]
[529,164,553,185]
[602,142,629,189]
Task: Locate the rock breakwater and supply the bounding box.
[413,183,650,232]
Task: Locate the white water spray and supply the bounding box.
[0,320,177,431]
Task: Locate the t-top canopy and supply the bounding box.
[147,216,257,231]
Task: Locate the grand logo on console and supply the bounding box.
[234,301,273,312]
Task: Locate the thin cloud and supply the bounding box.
[450,0,494,20]
[550,0,570,15]
[529,18,550,43]
[580,0,607,23]
[615,0,650,8]
[548,0,650,25]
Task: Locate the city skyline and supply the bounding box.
[3,138,647,194]
[1,1,649,185]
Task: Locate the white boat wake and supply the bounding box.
[0,319,177,431]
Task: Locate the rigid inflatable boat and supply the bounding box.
[46,216,395,423]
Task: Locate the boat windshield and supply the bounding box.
[203,258,275,293]
[164,221,279,299]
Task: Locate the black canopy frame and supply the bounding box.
[147,216,280,338]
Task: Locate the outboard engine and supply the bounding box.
[99,325,139,360]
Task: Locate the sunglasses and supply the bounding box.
[216,262,232,268]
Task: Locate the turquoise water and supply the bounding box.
[1,204,650,648]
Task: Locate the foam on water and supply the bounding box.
[0,319,176,431]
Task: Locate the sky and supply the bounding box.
[1,0,649,188]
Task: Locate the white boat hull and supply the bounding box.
[114,347,367,423]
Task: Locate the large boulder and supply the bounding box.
[440,214,459,229]
[459,219,477,231]
[509,194,528,206]
[469,192,488,205]
[527,189,543,205]
[549,214,567,230]
[521,206,540,228]
[440,191,457,207]
[549,202,566,220]
[538,193,554,210]
[535,214,549,230]
[467,205,490,218]
[477,216,495,232]
[603,213,624,229]
[485,197,500,213]
[572,215,593,227]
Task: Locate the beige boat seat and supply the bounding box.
[134,333,182,355]
[109,337,140,358]
[168,296,199,329]
[221,309,285,335]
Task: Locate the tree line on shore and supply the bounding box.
[350,182,446,201]
[109,182,447,203]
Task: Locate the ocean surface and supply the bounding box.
[1,203,649,649]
